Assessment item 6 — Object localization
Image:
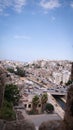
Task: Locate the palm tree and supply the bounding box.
[41,93,48,112]
[32,95,40,114]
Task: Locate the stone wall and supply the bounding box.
[59,84,73,130]
[70,62,73,81]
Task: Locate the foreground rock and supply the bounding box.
[39,120,61,130]
[0,108,36,130]
[58,84,73,130]
[71,62,73,81]
[0,119,35,130]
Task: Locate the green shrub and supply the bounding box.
[15,67,26,77]
[0,83,20,120]
[3,100,13,108]
[4,84,20,105]
[45,103,54,113]
[28,109,39,115]
[65,80,73,86]
[27,110,35,115]
[0,100,16,120]
[7,68,14,73]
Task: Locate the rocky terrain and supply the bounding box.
[0,119,35,130]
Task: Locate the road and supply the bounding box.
[47,93,64,119]
[27,77,65,118]
[28,114,61,126]
[19,109,61,130]
[20,77,65,119]
[27,77,67,96]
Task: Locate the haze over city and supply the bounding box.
[0,0,73,62]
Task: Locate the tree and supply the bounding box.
[0,100,16,120]
[45,103,54,113]
[32,95,40,114]
[60,81,63,85]
[65,80,73,86]
[7,68,14,73]
[16,67,26,77]
[0,66,9,109]
[0,67,17,120]
[4,84,20,105]
[41,93,48,112]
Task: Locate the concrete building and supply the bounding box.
[20,94,42,113]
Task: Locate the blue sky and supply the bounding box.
[0,0,73,62]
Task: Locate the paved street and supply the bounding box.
[47,93,64,119]
[28,114,61,127]
[19,109,61,129]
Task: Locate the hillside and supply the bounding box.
[0,60,72,86]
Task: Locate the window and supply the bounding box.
[38,104,41,107]
[28,104,31,108]
[24,104,27,108]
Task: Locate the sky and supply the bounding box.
[0,0,73,62]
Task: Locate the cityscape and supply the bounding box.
[0,59,73,130]
[0,0,73,130]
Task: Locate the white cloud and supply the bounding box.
[14,35,31,40]
[13,0,27,13]
[40,0,61,10]
[70,2,73,8]
[0,0,62,14]
[0,0,27,13]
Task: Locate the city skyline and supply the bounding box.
[0,0,73,62]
